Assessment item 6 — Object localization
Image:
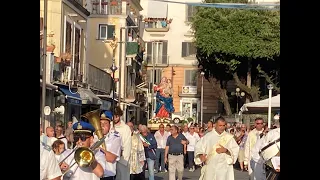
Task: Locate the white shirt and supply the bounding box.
[251,128,280,164]
[185,132,200,151]
[99,131,122,177]
[59,148,106,180]
[40,143,62,180]
[154,130,170,149]
[111,120,132,166]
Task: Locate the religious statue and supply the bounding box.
[154,77,175,118]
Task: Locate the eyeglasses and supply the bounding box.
[74,134,91,142]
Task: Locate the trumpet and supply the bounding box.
[62,136,106,177]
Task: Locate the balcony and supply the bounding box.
[126,42,139,57]
[144,19,171,32]
[91,0,122,15]
[178,86,200,98]
[87,64,112,94]
[144,54,169,67]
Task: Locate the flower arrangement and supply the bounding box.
[148,117,171,124]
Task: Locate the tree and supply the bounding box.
[191,0,280,115]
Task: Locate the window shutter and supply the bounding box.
[146,69,152,83]
[182,42,187,57]
[40,17,43,31]
[107,25,115,39]
[189,42,197,56]
[184,70,191,85]
[147,42,152,64]
[155,69,162,84]
[162,40,168,64]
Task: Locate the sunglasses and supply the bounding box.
[256,123,263,125]
[74,134,91,142]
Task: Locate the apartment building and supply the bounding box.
[40,0,110,127]
[140,0,220,122]
[85,0,146,122]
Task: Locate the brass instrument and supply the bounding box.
[81,109,106,150]
[61,109,107,178]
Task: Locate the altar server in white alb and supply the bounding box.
[110,106,132,180]
[194,116,239,180]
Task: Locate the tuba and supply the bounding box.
[81,109,106,150]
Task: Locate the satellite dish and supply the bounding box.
[54,105,65,115]
[44,106,51,116]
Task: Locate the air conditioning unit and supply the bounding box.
[126,58,132,66]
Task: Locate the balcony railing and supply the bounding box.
[144,54,169,66]
[87,64,112,94]
[144,21,170,32]
[91,0,122,15]
[126,42,139,56]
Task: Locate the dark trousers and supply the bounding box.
[187,151,195,169]
[130,172,145,180]
[184,153,188,168]
[101,176,115,180]
[155,148,165,172]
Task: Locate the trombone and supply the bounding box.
[61,136,106,176]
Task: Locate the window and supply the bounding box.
[146,69,162,84]
[181,42,197,57]
[99,24,115,40]
[184,70,198,86]
[146,41,168,64]
[74,28,81,79]
[186,5,197,22]
[65,21,72,53]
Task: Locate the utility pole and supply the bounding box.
[151,41,155,119]
[41,0,48,129]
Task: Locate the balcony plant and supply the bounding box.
[46,31,55,52]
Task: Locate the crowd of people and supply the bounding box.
[40,107,280,180]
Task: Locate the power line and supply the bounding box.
[149,0,280,10]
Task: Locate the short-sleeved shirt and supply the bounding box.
[103,131,122,177]
[166,133,187,154]
[40,143,62,180]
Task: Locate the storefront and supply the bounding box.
[55,84,82,126]
[180,98,200,121]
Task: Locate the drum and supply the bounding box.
[259,138,280,161]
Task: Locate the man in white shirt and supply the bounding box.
[154,123,170,173]
[110,106,132,180]
[41,126,58,148]
[99,111,122,180]
[40,143,62,180]
[185,124,200,172]
[244,118,265,178]
[55,125,68,149]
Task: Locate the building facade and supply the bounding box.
[140,0,221,123]
[85,0,146,122]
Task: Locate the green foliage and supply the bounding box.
[192,7,280,59]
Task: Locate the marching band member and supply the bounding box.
[59,121,106,180]
[252,120,280,180]
[99,111,122,180]
[40,142,62,180]
[110,106,132,180]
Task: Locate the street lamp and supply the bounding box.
[200,72,205,126]
[267,84,273,129]
[109,31,118,115]
[232,88,245,113]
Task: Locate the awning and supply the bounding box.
[78,88,102,105]
[40,79,58,90]
[240,94,280,113]
[58,86,82,105]
[147,1,168,18]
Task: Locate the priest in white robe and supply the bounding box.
[194,117,239,180]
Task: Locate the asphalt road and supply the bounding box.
[145,167,250,180]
